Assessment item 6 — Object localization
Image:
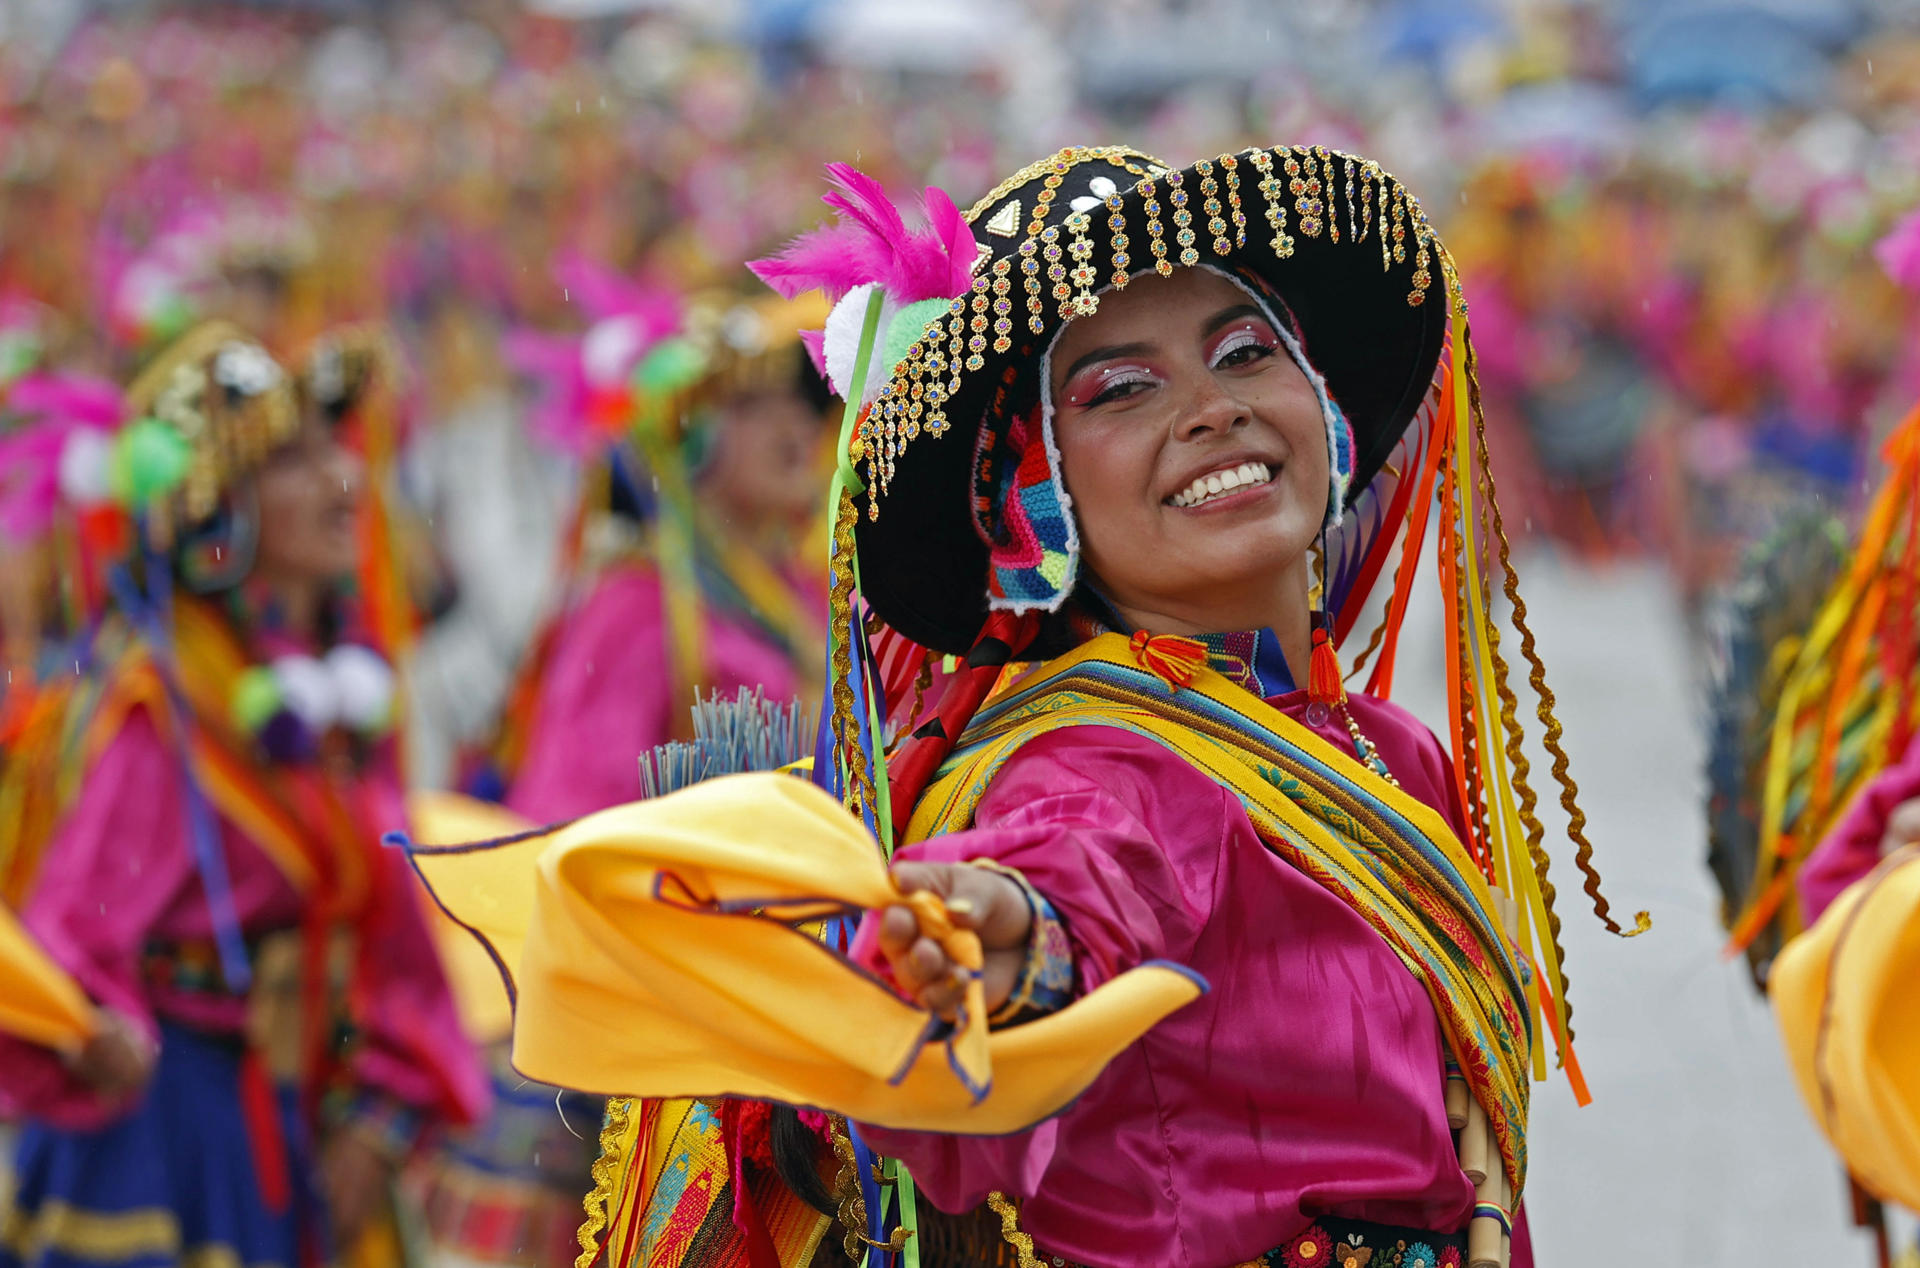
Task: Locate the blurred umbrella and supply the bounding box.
[1623,9,1839,108]
[1374,0,1505,65]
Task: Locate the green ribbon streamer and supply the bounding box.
[824,288,896,847]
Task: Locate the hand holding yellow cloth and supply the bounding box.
[0,901,96,1053]
[407,771,1205,1135]
[1773,843,1920,1208]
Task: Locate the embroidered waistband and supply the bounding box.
[1033,1214,1468,1268]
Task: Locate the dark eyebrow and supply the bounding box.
[1201,303,1265,337]
[1057,304,1271,388]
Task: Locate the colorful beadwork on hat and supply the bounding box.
[980,263,1355,615]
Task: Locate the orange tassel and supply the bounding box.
[1309,625,1346,706]
[1130,630,1208,692]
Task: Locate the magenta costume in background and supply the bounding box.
[0,712,480,1127]
[1798,733,1920,923]
[0,697,486,1268]
[507,563,805,823]
[855,687,1534,1268]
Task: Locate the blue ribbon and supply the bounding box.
[107,549,252,992]
[846,1121,892,1263]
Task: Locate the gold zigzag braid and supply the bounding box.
[904,650,936,741]
[828,487,880,821]
[1443,455,1492,853]
[1461,337,1650,941]
[576,1096,636,1268]
[1461,331,1577,1046]
[985,1191,1041,1268]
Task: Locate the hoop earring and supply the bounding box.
[175,487,260,594]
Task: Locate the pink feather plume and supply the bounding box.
[0,372,125,542]
[798,329,829,378]
[750,163,975,306]
[8,372,125,428]
[502,328,593,455]
[1876,208,1920,293]
[553,250,680,338]
[0,423,67,542]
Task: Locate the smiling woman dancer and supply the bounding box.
[418,145,1645,1268]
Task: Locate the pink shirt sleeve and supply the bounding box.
[507,571,673,824]
[0,710,193,1128]
[854,726,1245,1211]
[1799,733,1920,923]
[854,707,1522,1265]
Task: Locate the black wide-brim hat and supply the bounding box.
[852,144,1454,655]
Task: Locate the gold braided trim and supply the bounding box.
[1460,336,1650,945]
[963,146,1161,221]
[575,1095,636,1268]
[122,319,298,547]
[984,1191,1041,1268]
[828,488,880,824]
[0,1197,286,1268]
[1460,335,1578,1045]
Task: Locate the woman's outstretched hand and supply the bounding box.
[877,862,1033,1021]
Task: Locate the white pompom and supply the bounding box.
[58,429,114,507]
[822,284,897,406]
[580,314,647,389]
[272,655,339,732]
[325,644,394,732]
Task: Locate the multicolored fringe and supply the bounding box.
[1723,399,1920,960]
[1321,277,1649,1099]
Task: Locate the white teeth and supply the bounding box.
[1170,461,1271,507]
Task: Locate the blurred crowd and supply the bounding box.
[2,2,1920,1265]
[0,2,1916,617]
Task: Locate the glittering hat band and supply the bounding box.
[845,143,1452,655]
[855,144,1446,512]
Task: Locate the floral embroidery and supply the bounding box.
[1331,1241,1373,1268]
[1281,1225,1334,1268]
[1403,1243,1438,1268]
[1438,1249,1463,1268]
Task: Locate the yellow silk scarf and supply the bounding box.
[0,902,94,1052]
[408,770,1204,1134]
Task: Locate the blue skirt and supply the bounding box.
[2,1022,308,1268]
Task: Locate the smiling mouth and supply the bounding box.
[1167,461,1273,508]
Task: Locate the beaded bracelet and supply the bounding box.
[971,860,1075,1026]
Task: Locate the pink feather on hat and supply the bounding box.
[1876,208,1920,293]
[749,163,975,307]
[503,254,684,457]
[0,371,126,542]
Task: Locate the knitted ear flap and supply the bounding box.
[174,490,260,594]
[884,609,1039,847]
[983,401,1079,615]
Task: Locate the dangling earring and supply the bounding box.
[175,488,259,595]
[1306,530,1398,785]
